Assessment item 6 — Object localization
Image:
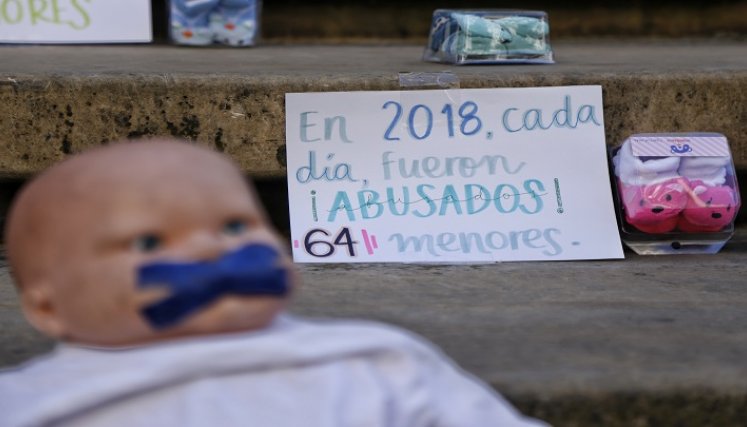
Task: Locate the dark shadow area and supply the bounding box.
[253,177,291,236]
[152,0,747,41]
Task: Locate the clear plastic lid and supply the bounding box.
[611,133,740,236]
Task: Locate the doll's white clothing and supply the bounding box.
[0,315,547,427]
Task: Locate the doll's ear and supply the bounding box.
[20,283,67,339]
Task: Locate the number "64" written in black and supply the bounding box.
[303,227,358,258]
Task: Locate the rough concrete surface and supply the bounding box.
[0,41,745,178]
[2,228,747,425]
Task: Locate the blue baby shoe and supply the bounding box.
[171,0,220,45]
[210,0,259,46]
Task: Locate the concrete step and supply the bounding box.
[0,42,746,178]
[2,227,747,425]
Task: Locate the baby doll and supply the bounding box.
[0,140,546,427]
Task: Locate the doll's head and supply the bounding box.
[5,140,295,347]
[619,178,689,233]
[678,181,739,232]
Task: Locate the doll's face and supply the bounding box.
[7,141,294,346]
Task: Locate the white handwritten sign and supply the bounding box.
[0,0,152,43]
[286,86,624,262]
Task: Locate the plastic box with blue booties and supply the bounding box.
[424,10,554,64]
[170,0,260,46]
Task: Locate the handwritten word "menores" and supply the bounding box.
[389,228,563,257]
[0,0,91,29]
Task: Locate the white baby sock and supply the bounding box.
[678,156,729,187]
[613,140,681,186]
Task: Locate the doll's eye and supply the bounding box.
[132,234,162,253]
[639,199,645,206]
[706,198,713,206]
[665,194,672,201]
[222,219,247,236]
[727,205,732,211]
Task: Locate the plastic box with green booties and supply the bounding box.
[424,10,553,64]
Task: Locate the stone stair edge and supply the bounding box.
[1,42,745,178]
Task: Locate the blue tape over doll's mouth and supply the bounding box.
[137,243,288,329]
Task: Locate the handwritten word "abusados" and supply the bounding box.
[327,180,546,221]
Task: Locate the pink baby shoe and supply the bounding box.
[678,180,739,232]
[677,157,739,232]
[613,140,687,233]
[618,178,690,234]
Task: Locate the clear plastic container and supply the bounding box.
[169,0,261,47]
[610,133,741,254]
[423,10,554,65]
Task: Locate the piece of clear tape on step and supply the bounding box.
[397,72,462,131]
[398,72,460,89]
